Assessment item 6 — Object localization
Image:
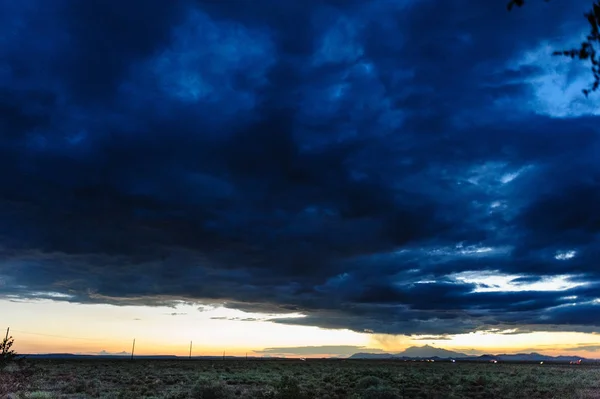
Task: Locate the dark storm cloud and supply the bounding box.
[411,335,452,341]
[0,0,599,336]
[61,0,190,103]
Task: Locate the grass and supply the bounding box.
[1,358,599,398]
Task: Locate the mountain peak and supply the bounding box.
[396,345,467,358]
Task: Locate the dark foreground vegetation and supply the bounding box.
[2,358,600,399]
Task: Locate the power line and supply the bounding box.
[5,327,206,357]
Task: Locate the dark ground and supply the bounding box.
[1,358,600,398]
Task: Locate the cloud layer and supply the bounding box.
[1,0,599,336]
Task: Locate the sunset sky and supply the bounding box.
[2,0,600,359]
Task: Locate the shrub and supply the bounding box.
[360,385,401,399]
[355,376,401,399]
[0,364,36,397]
[190,380,232,399]
[0,333,36,397]
[356,376,384,391]
[275,375,304,399]
[26,392,55,399]
[0,333,18,369]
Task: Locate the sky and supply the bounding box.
[2,0,600,358]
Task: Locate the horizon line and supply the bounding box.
[18,352,594,360]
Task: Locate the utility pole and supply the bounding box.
[131,339,136,360]
[189,341,192,359]
[4,327,8,342]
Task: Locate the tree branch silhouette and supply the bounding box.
[508,0,600,96]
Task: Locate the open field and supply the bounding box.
[2,359,600,399]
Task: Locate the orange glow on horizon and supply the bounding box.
[3,299,600,359]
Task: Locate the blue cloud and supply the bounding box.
[0,0,598,336]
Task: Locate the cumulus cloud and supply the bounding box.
[0,0,599,336]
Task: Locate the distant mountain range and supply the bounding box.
[348,345,590,362]
[20,353,260,360]
[349,345,467,359]
[20,345,593,362]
